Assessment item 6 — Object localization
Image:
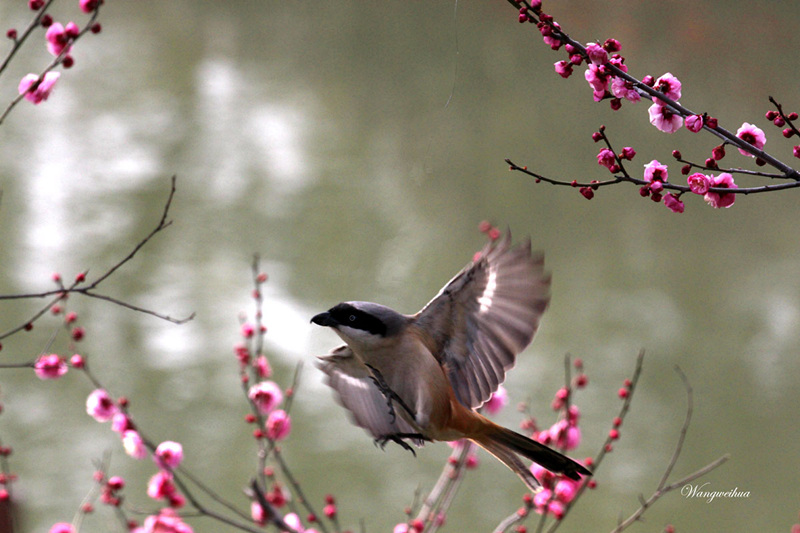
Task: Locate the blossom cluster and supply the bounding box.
[8,0,104,108]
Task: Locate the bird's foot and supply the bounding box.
[374,433,430,456]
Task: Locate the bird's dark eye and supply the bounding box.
[349,315,356,322]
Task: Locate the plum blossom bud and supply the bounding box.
[155,441,184,470]
[793,145,800,159]
[86,389,117,422]
[69,354,85,369]
[34,354,68,379]
[603,38,621,52]
[265,409,292,441]
[122,430,147,459]
[619,146,636,160]
[48,524,75,533]
[248,381,283,415]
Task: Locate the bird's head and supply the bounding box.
[311,301,407,350]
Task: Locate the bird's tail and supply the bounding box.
[470,423,592,493]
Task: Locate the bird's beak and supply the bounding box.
[311,311,337,327]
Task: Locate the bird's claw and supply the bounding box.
[374,433,429,456]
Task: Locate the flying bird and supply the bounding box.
[311,231,590,491]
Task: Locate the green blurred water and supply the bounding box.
[0,1,798,532]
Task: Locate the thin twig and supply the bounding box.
[0,176,193,341]
[608,367,728,533]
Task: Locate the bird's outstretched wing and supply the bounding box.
[413,231,551,409]
[316,345,421,441]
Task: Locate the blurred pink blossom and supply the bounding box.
[18,72,60,104]
[122,430,147,459]
[483,385,508,415]
[155,441,184,470]
[34,354,67,379]
[86,389,117,422]
[266,409,292,441]
[248,381,283,415]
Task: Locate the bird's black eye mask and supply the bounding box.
[329,303,388,337]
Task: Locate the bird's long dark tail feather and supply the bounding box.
[471,424,592,492]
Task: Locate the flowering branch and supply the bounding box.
[504,0,800,212]
[0,0,104,125]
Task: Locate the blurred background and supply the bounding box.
[0,1,798,531]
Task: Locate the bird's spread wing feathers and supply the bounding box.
[413,231,551,409]
[316,345,420,440]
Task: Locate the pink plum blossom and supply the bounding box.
[585,64,610,101]
[49,524,75,533]
[554,478,579,502]
[643,160,668,183]
[34,354,68,379]
[79,0,103,13]
[687,173,712,194]
[554,60,573,79]
[653,72,682,102]
[111,412,133,433]
[45,22,73,56]
[648,103,683,133]
[147,471,176,500]
[248,381,283,415]
[483,385,508,415]
[255,355,272,378]
[735,122,766,156]
[266,409,292,441]
[685,114,703,132]
[251,501,266,526]
[122,430,147,459]
[585,42,608,65]
[663,193,685,213]
[86,389,117,422]
[611,76,640,102]
[155,441,184,470]
[143,509,193,533]
[596,148,616,170]
[18,72,60,104]
[548,419,581,450]
[704,173,738,208]
[282,513,319,533]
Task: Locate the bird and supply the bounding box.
[311,231,591,492]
